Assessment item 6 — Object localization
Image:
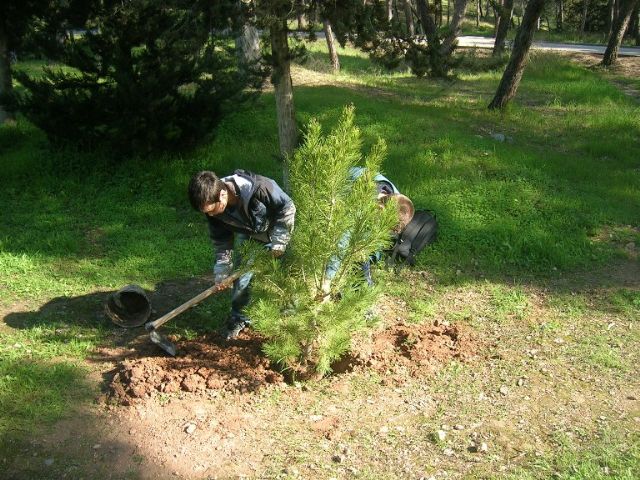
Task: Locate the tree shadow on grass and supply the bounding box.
[0,357,170,480]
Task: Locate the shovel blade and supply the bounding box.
[149,329,177,356]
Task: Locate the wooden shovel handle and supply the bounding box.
[145,271,243,331]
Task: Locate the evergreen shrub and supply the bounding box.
[14,0,265,155]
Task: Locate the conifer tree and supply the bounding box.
[246,107,398,377]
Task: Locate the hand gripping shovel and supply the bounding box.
[144,271,243,356]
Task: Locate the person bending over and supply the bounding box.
[188,169,296,340]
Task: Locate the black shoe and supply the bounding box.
[224,313,250,341]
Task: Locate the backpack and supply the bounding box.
[387,210,438,267]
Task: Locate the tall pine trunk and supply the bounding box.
[405,0,416,35]
[631,2,640,45]
[602,0,640,66]
[270,19,298,185]
[235,24,261,76]
[0,25,13,124]
[416,0,439,39]
[323,19,340,72]
[607,0,616,36]
[488,0,546,109]
[477,0,481,26]
[556,0,564,30]
[581,0,589,32]
[296,0,307,30]
[493,0,515,55]
[441,0,469,55]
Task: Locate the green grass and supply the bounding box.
[509,431,640,479]
[1,42,639,467]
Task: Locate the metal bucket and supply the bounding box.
[105,284,151,328]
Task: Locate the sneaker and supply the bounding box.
[224,313,250,341]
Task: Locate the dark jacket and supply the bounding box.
[207,170,295,279]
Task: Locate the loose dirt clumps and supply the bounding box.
[109,332,283,405]
[333,322,477,378]
[109,321,478,405]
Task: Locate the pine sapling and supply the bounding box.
[245,106,398,377]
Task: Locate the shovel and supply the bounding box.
[144,271,243,356]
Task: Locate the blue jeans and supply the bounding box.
[230,234,254,321]
[325,231,380,288]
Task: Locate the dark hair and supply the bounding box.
[188,171,226,211]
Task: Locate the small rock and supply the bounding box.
[332,454,343,463]
[491,133,506,142]
[517,378,525,387]
[443,448,455,457]
[435,430,447,441]
[184,423,197,434]
[627,395,637,400]
[499,386,509,396]
[309,415,323,422]
[93,444,101,449]
[625,242,636,251]
[479,442,488,453]
[379,426,389,434]
[44,458,54,466]
[454,424,464,430]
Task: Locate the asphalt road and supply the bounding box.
[304,31,640,57]
[448,35,640,57]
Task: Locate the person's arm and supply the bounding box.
[254,177,296,253]
[207,218,234,283]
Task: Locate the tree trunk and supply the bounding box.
[580,0,589,32]
[235,24,261,76]
[405,0,416,35]
[416,0,439,39]
[556,0,564,30]
[631,2,640,45]
[387,0,394,20]
[0,25,13,125]
[488,0,546,109]
[447,0,451,24]
[441,0,470,54]
[323,19,340,72]
[493,0,514,54]
[269,19,298,176]
[602,0,640,66]
[607,0,616,36]
[477,0,481,26]
[296,0,307,30]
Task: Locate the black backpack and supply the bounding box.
[387,210,438,267]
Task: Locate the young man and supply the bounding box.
[188,169,296,339]
[324,168,415,291]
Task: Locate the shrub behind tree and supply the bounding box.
[15,0,265,154]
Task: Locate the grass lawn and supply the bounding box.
[1,42,639,478]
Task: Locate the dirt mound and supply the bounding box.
[333,322,477,378]
[109,322,477,405]
[109,332,283,405]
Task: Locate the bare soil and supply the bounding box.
[109,321,478,406]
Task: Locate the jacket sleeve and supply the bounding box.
[207,217,234,282]
[254,177,296,251]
